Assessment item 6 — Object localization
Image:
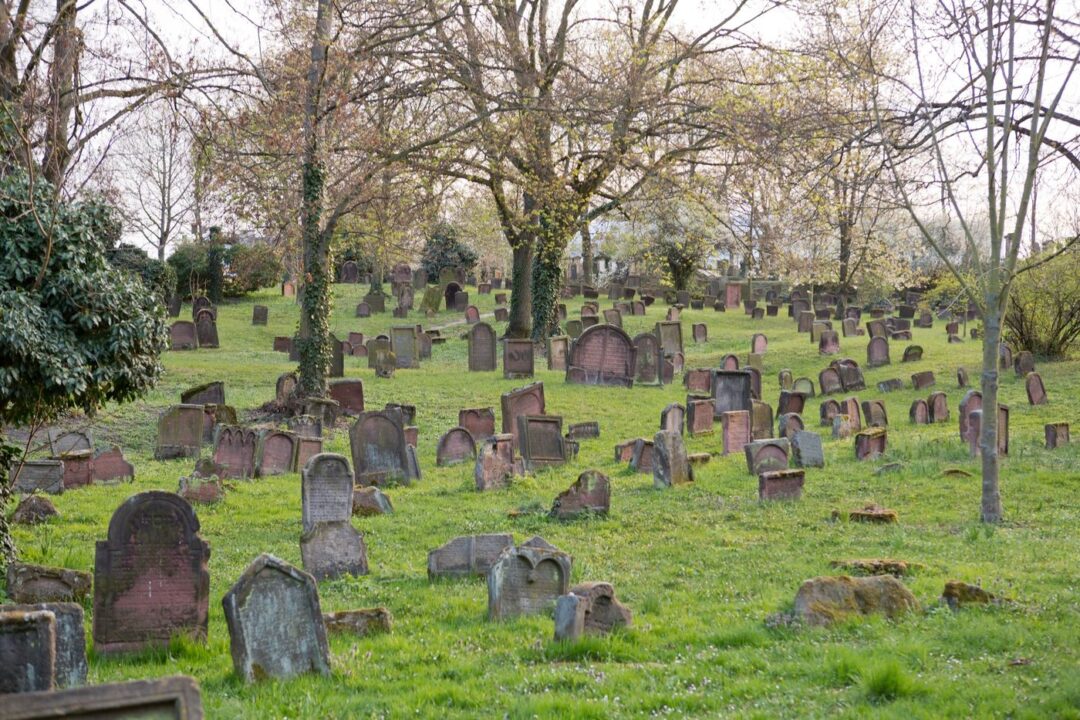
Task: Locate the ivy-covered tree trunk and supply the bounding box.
[531,225,570,342]
[206,244,225,304]
[296,0,333,400]
[979,289,1005,523]
[507,242,533,339]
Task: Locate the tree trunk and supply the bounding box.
[979,295,1004,523]
[507,242,533,339]
[580,219,594,285]
[838,218,852,292]
[296,0,333,399]
[42,0,77,187]
[531,226,566,342]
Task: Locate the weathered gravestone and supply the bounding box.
[877,378,904,393]
[684,368,712,393]
[428,535,515,579]
[503,339,535,379]
[862,399,889,428]
[459,407,496,439]
[195,316,219,349]
[819,368,843,395]
[750,333,768,355]
[722,410,751,456]
[252,305,268,326]
[744,438,790,475]
[838,363,866,391]
[653,431,692,488]
[720,353,740,371]
[629,438,654,472]
[655,321,684,359]
[1026,372,1048,405]
[711,370,752,419]
[93,492,209,653]
[553,582,632,641]
[660,403,685,435]
[328,379,365,415]
[0,609,56,692]
[517,416,566,471]
[1045,423,1070,449]
[4,675,204,718]
[566,325,636,387]
[474,436,515,491]
[867,337,890,367]
[92,447,134,484]
[957,367,969,387]
[255,430,297,477]
[487,543,572,620]
[751,400,773,440]
[928,391,949,422]
[155,405,204,460]
[11,460,65,495]
[686,399,714,436]
[909,399,930,424]
[819,330,840,355]
[0,601,86,690]
[778,412,805,440]
[551,470,610,519]
[349,410,418,486]
[547,336,570,371]
[758,469,805,501]
[958,389,983,442]
[436,427,477,466]
[1014,350,1035,376]
[501,382,546,452]
[855,427,887,460]
[222,554,329,682]
[300,521,368,581]
[911,370,936,390]
[902,345,923,363]
[791,431,824,468]
[633,333,661,384]
[10,497,60,525]
[793,377,815,396]
[47,429,93,456]
[301,454,353,533]
[169,321,198,351]
[390,326,420,369]
[212,426,258,479]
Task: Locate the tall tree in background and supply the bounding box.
[861,0,1079,522]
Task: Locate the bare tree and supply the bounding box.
[860,0,1080,522]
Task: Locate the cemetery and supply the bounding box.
[1,1,1079,717]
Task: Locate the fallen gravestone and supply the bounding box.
[428,534,515,579]
[653,431,692,488]
[793,575,918,626]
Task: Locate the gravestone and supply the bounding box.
[793,377,815,396]
[436,427,477,466]
[356,302,371,318]
[349,410,417,486]
[300,521,368,581]
[911,371,935,390]
[464,305,481,324]
[517,416,566,471]
[56,451,92,490]
[1026,372,1048,405]
[819,399,842,425]
[93,447,134,484]
[855,427,887,460]
[501,383,546,452]
[819,368,843,395]
[867,319,887,338]
[487,543,572,620]
[758,469,805,501]
[1045,423,1070,449]
[744,438,790,475]
[603,308,623,328]
[547,336,570,371]
[862,399,889,428]
[660,403,685,435]
[0,608,57,692]
[453,290,469,312]
[155,405,204,460]
[565,319,583,339]
[551,470,610,519]
[687,399,714,436]
[692,323,707,343]
[721,410,751,456]
[567,421,600,440]
[273,336,293,353]
[684,368,712,393]
[655,321,684,358]
[566,325,636,388]
[909,399,930,424]
[1014,350,1035,376]
[195,316,219,348]
[46,429,92,457]
[957,367,969,387]
[553,582,632,641]
[0,601,86,690]
[11,496,59,525]
[999,343,1014,370]
[93,492,209,653]
[797,311,815,333]
[428,535,516,579]
[629,438,654,472]
[503,339,535,379]
[751,334,768,355]
[466,322,497,372]
[254,430,296,477]
[251,305,268,326]
[778,390,808,416]
[653,430,692,488]
[901,345,923,363]
[838,364,866,391]
[222,554,329,682]
[818,330,840,355]
[928,391,949,423]
[11,460,64,495]
[328,379,365,415]
[747,352,764,371]
[751,400,774,440]
[778,412,804,440]
[711,370,752,419]
[212,426,258,479]
[959,389,983,442]
[720,353,740,371]
[778,369,793,390]
[633,333,661,384]
[474,435,514,491]
[169,321,198,350]
[364,291,386,313]
[842,397,863,431]
[387,326,419,369]
[866,337,890,367]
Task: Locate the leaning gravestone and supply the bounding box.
[428,535,514,579]
[301,454,354,533]
[501,382,546,451]
[653,431,692,488]
[222,554,330,682]
[300,521,368,581]
[93,492,209,653]
[1026,372,1048,405]
[487,543,572,620]
[819,368,843,395]
[154,405,204,460]
[468,323,497,372]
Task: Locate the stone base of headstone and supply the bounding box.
[323,608,393,637]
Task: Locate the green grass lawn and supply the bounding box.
[7,283,1080,718]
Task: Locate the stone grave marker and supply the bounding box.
[633,333,661,384]
[838,364,866,391]
[758,468,805,501]
[1,601,86,690]
[778,412,804,440]
[751,400,774,440]
[0,608,57,692]
[855,427,887,460]
[300,521,368,581]
[365,291,387,313]
[793,377,816,396]
[901,345,923,363]
[818,330,840,355]
[687,399,714,436]
[927,391,949,422]
[797,311,815,333]
[517,416,566,471]
[660,403,685,435]
[721,410,751,456]
[436,427,477,466]
[778,369,793,390]
[553,582,632,641]
[653,430,692,488]
[428,535,515,578]
[566,325,635,387]
[867,319,887,338]
[711,370,752,418]
[466,322,498,372]
[778,390,808,416]
[819,368,843,395]
[252,305,268,326]
[842,397,863,431]
[684,368,712,393]
[1045,423,1070,449]
[957,367,969,387]
[692,323,707,343]
[959,389,982,441]
[459,408,496,439]
[11,460,64,495]
[155,405,204,460]
[547,336,570,371]
[655,321,684,358]
[169,321,198,350]
[474,436,514,491]
[93,492,209,653]
[390,326,420,369]
[567,421,600,440]
[47,429,93,456]
[629,438,654,472]
[719,353,740,371]
[877,378,904,393]
[328,379,365,415]
[819,399,842,426]
[862,399,889,427]
[349,410,417,486]
[1014,350,1035,376]
[909,399,930,424]
[501,382,546,452]
[211,426,258,479]
[487,543,572,620]
[1026,372,1048,405]
[867,337,890,367]
[195,316,219,348]
[92,447,134,484]
[503,338,535,379]
[551,470,610,519]
[255,430,297,477]
[222,554,329,682]
[744,438,790,475]
[464,305,481,324]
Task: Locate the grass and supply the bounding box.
[6,282,1080,718]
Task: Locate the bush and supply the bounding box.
[226,244,283,295]
[168,242,210,299]
[107,243,177,303]
[421,221,478,279]
[1005,244,1080,359]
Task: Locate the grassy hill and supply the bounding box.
[7,283,1080,718]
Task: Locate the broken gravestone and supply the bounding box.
[550,470,610,519]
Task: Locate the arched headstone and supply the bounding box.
[566,324,636,388]
[436,427,477,466]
